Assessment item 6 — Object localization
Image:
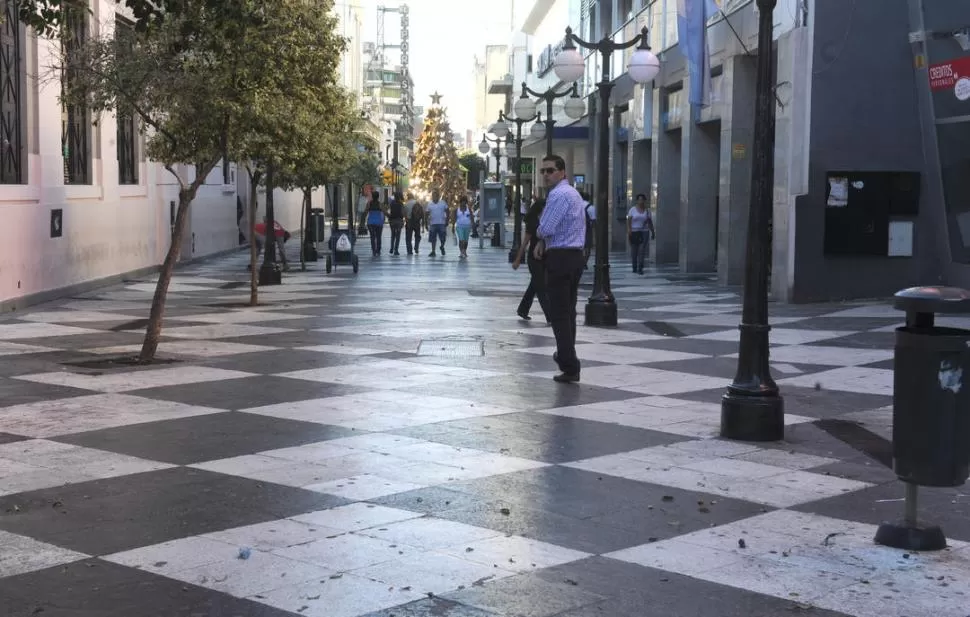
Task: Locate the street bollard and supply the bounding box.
[874,286,970,552]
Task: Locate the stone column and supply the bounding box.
[717,54,757,285]
[653,87,681,264]
[679,80,720,274]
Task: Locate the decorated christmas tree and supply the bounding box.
[411,93,465,207]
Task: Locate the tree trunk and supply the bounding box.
[139,187,194,362]
[248,168,262,306]
[300,187,308,272]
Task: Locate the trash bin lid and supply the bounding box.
[894,286,970,314]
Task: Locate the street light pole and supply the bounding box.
[555,26,657,327]
[497,110,541,263]
[258,161,282,285]
[720,0,784,442]
[520,82,579,157]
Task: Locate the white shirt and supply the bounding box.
[427,200,449,225]
[456,208,473,226]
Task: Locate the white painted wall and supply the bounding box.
[0,0,307,304]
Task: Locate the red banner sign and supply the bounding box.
[928,55,970,91]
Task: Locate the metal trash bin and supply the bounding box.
[309,208,325,244]
[875,286,970,551]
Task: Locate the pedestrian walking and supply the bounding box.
[426,189,449,257]
[365,193,385,256]
[388,191,405,256]
[628,193,656,274]
[404,193,425,255]
[512,197,550,323]
[455,197,475,259]
[534,154,586,384]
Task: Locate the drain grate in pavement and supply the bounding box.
[643,321,686,338]
[417,339,485,357]
[109,319,150,332]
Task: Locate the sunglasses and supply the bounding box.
[539,167,559,174]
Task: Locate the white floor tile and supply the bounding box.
[249,573,425,617]
[85,341,276,358]
[15,366,254,393]
[17,311,138,324]
[779,367,894,395]
[607,538,745,576]
[0,323,99,340]
[105,537,236,576]
[303,474,426,500]
[204,519,340,552]
[732,345,894,367]
[162,324,297,339]
[691,328,856,345]
[272,532,412,571]
[291,503,423,532]
[175,550,333,596]
[358,518,502,551]
[439,535,590,573]
[355,551,515,595]
[0,530,88,577]
[0,394,221,436]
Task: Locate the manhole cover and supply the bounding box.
[417,339,484,357]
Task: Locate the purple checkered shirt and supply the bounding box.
[538,179,586,249]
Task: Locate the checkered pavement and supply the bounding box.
[0,238,967,617]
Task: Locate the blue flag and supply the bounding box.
[677,0,719,108]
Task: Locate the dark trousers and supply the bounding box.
[517,255,550,321]
[630,231,649,272]
[406,224,421,254]
[545,248,585,376]
[368,224,383,254]
[390,221,403,253]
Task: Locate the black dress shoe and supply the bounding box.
[517,311,531,321]
[553,372,580,383]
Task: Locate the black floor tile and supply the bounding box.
[392,412,687,463]
[611,337,740,357]
[360,597,503,617]
[442,570,605,617]
[207,348,371,375]
[0,377,92,408]
[55,411,357,464]
[0,467,347,554]
[8,331,149,350]
[672,385,893,419]
[536,557,851,617]
[128,374,360,410]
[0,432,29,445]
[788,316,901,331]
[418,375,641,410]
[813,331,897,349]
[0,558,297,617]
[794,481,970,543]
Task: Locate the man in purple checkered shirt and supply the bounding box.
[534,154,586,383]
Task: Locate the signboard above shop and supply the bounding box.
[928,55,970,116]
[537,40,566,78]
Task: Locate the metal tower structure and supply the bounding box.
[374,4,413,150]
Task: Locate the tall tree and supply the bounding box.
[15,0,174,35]
[459,150,487,190]
[58,0,347,361]
[411,96,464,208]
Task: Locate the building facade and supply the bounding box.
[363,42,415,190]
[0,0,349,310]
[510,0,970,303]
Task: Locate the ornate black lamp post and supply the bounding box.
[517,82,585,157]
[491,110,544,263]
[720,0,784,441]
[258,162,282,285]
[478,132,507,181]
[553,26,660,327]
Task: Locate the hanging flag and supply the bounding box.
[677,0,719,108]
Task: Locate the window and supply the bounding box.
[0,0,24,184]
[62,4,90,185]
[115,18,137,185]
[526,54,533,74]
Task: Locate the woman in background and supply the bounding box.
[455,197,475,259]
[627,193,656,274]
[366,193,386,256]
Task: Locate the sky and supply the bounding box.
[359,0,516,135]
